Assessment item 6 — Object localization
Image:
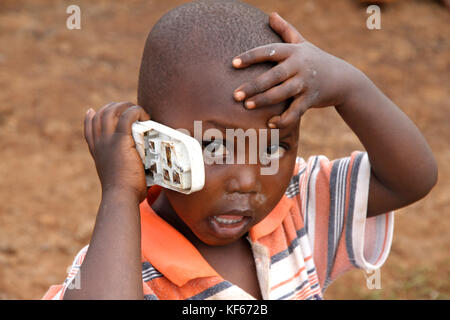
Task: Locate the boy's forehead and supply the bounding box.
[154,60,286,132]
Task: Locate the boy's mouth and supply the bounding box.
[212,215,244,224]
[208,210,253,239]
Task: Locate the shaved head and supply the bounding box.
[137,0,288,118]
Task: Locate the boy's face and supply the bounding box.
[149,61,299,246]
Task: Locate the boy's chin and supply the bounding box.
[194,230,247,247]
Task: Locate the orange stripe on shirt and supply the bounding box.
[270,266,306,291]
[290,284,314,300]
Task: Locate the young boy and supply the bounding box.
[43,0,437,300]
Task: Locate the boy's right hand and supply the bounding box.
[84,102,151,203]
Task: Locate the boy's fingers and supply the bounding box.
[92,102,115,143]
[115,105,151,136]
[101,101,136,135]
[269,12,305,44]
[243,76,304,109]
[234,58,298,102]
[83,108,95,157]
[232,43,293,69]
[268,95,309,129]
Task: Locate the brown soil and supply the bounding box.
[0,0,448,299]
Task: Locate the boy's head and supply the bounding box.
[138,0,299,245]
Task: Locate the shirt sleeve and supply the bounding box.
[41,245,89,300]
[297,151,394,290]
[41,245,160,300]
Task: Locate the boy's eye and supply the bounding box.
[261,144,287,161]
[202,140,230,158]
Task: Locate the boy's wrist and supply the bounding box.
[335,64,370,111]
[101,185,144,205]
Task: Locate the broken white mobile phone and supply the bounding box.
[132,120,205,194]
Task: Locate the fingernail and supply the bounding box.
[234,90,245,101]
[232,58,242,67]
[245,100,255,109]
[268,122,276,129]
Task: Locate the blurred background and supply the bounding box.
[0,0,448,299]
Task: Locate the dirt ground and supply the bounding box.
[0,0,448,300]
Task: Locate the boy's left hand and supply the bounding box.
[233,12,356,129]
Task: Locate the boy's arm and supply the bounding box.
[334,67,437,217]
[64,188,143,299]
[232,13,437,217]
[64,102,150,299]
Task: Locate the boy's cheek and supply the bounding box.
[166,189,204,211]
[254,193,268,207]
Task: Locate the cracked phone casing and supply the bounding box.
[132,120,205,194]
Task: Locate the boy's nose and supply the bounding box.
[225,164,261,194]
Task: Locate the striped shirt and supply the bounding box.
[42,151,394,300]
